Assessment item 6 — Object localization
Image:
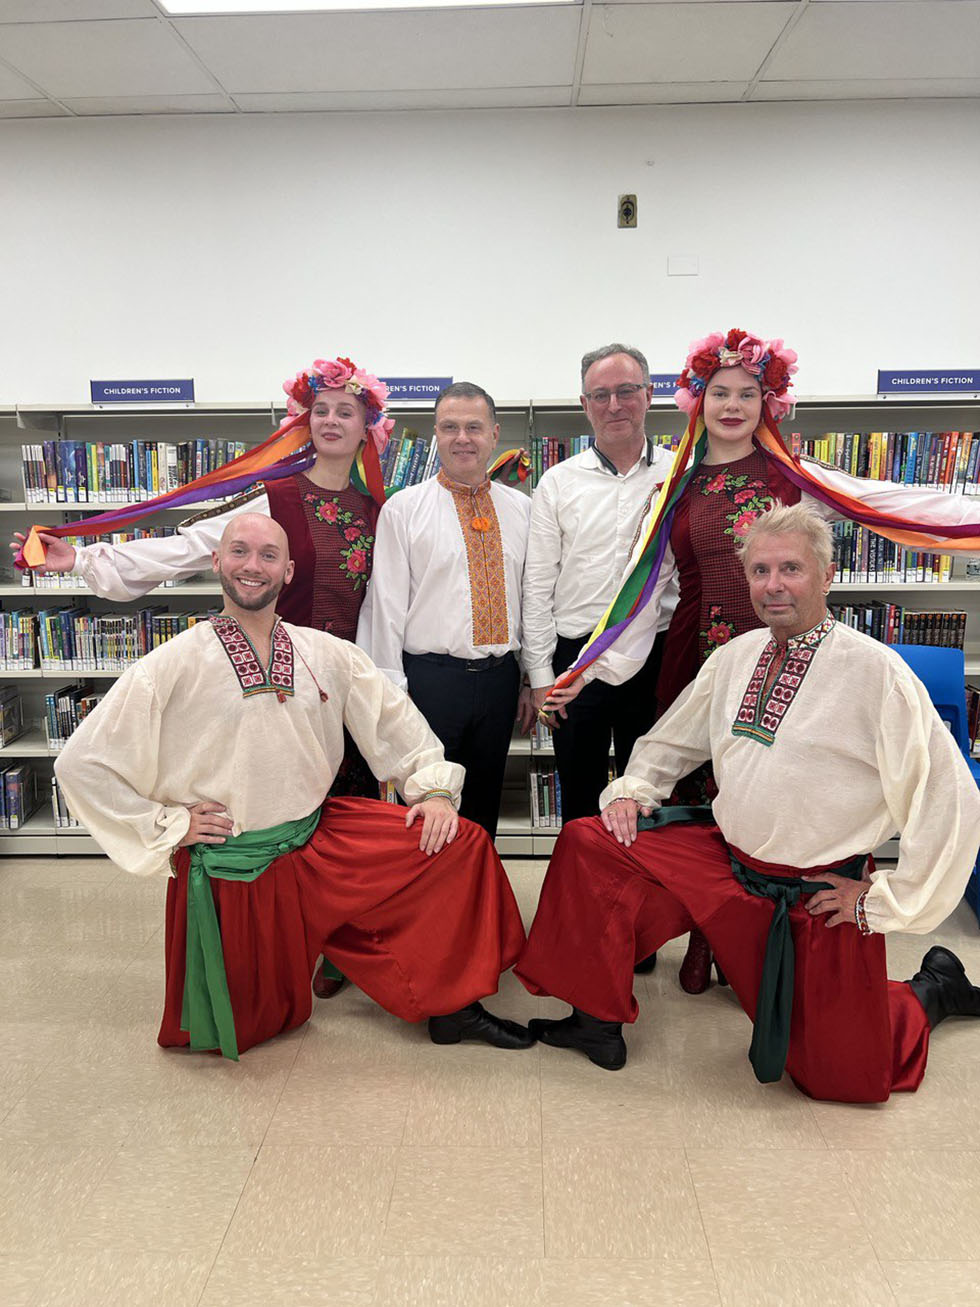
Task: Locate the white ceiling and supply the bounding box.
[0,0,978,117]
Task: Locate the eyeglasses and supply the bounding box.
[582,383,649,406]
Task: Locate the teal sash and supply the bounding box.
[634,804,866,1085]
[180,807,321,1061]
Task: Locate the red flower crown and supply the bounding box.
[282,356,394,453]
[675,328,798,421]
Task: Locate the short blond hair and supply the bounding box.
[735,503,833,572]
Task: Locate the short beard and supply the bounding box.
[218,571,282,612]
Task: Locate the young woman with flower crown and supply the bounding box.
[545,328,980,993]
[11,356,395,998]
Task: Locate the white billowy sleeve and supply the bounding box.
[599,659,715,808]
[865,675,980,934]
[521,475,563,690]
[71,489,271,601]
[53,665,191,877]
[355,500,412,690]
[801,460,980,533]
[341,642,465,805]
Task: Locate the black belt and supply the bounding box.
[405,651,516,673]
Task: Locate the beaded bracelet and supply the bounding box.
[854,890,872,936]
[420,789,455,803]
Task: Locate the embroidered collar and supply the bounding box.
[732,616,833,747]
[766,613,836,654]
[209,615,295,702]
[437,469,491,496]
[593,437,657,477]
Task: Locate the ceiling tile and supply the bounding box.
[0,1,158,18]
[579,79,748,103]
[176,8,581,92]
[62,93,236,114]
[233,87,571,111]
[582,2,795,84]
[766,1,980,80]
[0,97,68,116]
[0,18,219,97]
[751,76,980,100]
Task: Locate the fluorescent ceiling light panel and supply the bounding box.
[162,1,574,12]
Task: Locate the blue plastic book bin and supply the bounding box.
[891,644,980,926]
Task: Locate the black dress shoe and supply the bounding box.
[528,1008,626,1071]
[428,1002,535,1050]
[633,951,658,975]
[907,946,980,1028]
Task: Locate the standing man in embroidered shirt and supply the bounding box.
[522,344,678,823]
[358,382,533,838]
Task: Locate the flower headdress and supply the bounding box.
[675,328,798,421]
[282,356,395,455]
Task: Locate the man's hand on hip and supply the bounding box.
[803,872,865,927]
[406,796,459,855]
[179,801,233,847]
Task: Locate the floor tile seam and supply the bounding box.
[196,1145,265,1301]
[0,1059,51,1128]
[682,1142,721,1289]
[830,1145,903,1258]
[868,1243,902,1305]
[254,1023,311,1155]
[394,1044,421,1148]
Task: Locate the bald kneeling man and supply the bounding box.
[56,514,532,1059]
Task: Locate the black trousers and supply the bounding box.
[551,630,667,823]
[404,652,521,840]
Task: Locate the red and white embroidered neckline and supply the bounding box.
[209,616,295,701]
[732,616,835,746]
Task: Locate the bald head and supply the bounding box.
[219,512,289,559]
[213,512,294,616]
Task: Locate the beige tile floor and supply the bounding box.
[2,854,980,1307]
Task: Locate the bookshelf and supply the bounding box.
[2,394,980,858]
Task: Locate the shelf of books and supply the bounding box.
[3,395,980,856]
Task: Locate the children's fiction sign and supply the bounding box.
[90,380,195,403]
[877,370,980,395]
[379,377,453,402]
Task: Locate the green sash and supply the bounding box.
[731,853,867,1085]
[633,804,866,1086]
[180,807,321,1061]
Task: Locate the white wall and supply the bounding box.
[1,98,979,405]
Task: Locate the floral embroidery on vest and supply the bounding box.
[210,616,295,700]
[697,468,775,539]
[731,615,835,746]
[701,605,736,655]
[303,492,374,592]
[438,470,510,647]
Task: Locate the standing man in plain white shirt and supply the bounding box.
[522,344,678,824]
[358,382,534,838]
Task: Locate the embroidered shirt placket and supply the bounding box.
[731,615,835,746]
[438,471,510,647]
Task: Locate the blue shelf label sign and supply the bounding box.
[649,373,678,396]
[91,379,195,404]
[877,370,980,395]
[380,376,453,402]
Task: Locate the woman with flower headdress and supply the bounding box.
[544,327,980,993]
[12,355,395,998]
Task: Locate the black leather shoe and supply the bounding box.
[633,951,658,975]
[428,1002,535,1050]
[528,1008,627,1071]
[907,946,980,1029]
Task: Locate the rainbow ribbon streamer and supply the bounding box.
[16,410,531,571]
[553,419,707,691]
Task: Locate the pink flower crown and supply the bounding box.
[283,357,395,453]
[675,328,798,422]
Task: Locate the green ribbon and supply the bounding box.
[731,854,867,1084]
[180,806,321,1061]
[633,804,867,1086]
